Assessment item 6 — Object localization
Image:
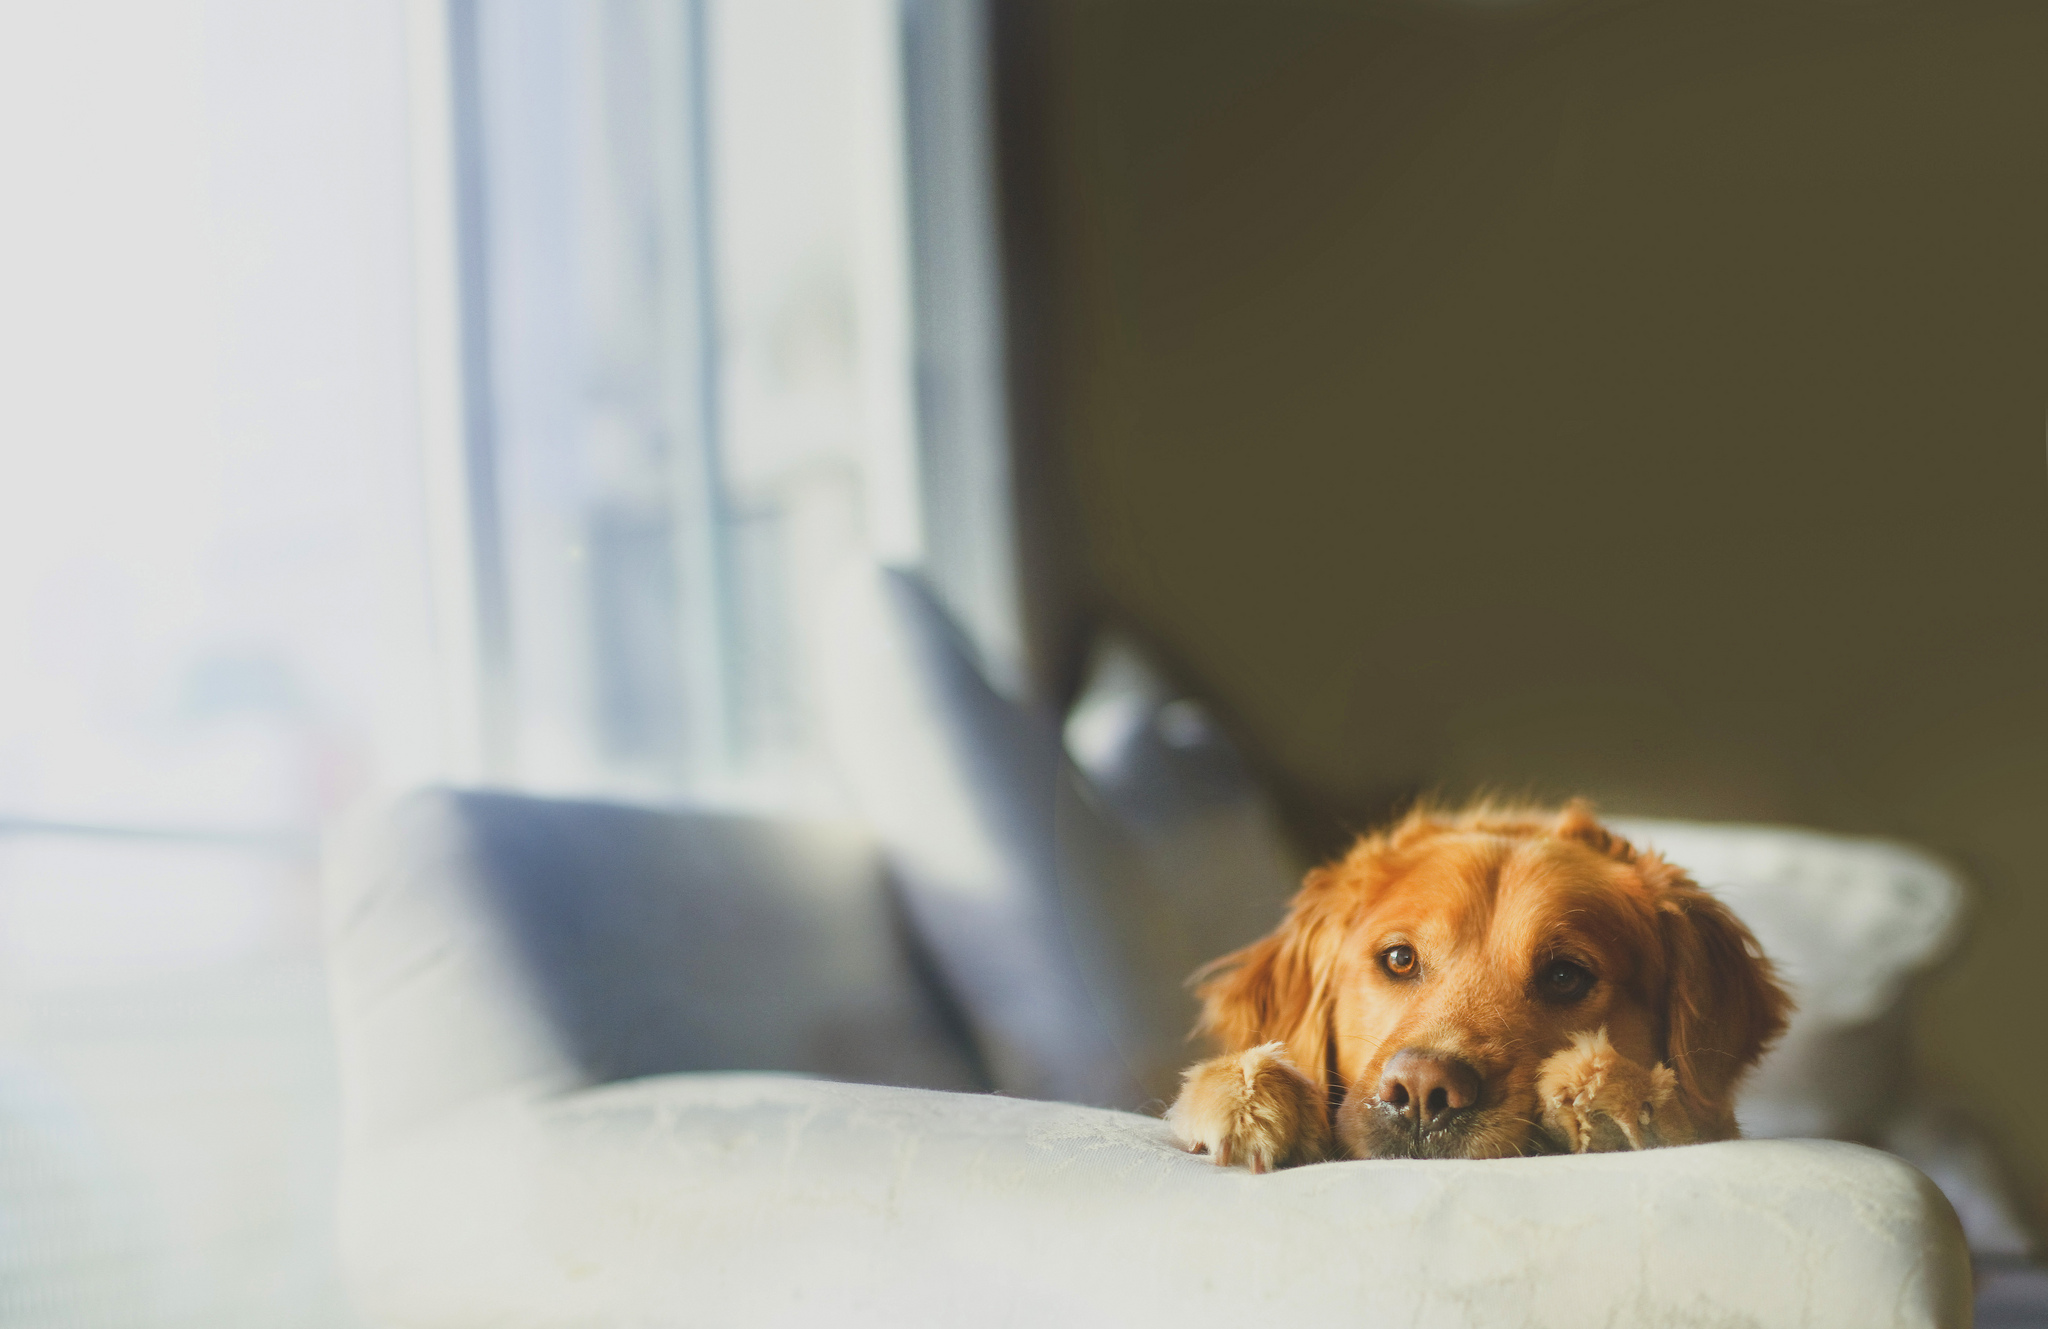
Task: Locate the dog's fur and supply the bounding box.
[1165,800,1790,1166]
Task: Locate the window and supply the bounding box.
[0,6,424,1323]
[430,0,1020,812]
[0,2,1015,1321]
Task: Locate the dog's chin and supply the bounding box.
[1336,1100,1549,1161]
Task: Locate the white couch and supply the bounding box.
[341,1074,1966,1328]
[324,575,2003,1326]
[326,789,1982,1328]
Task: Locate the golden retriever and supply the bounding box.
[1165,800,1790,1169]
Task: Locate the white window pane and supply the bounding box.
[0,0,442,835]
[0,5,421,1325]
[463,0,922,809]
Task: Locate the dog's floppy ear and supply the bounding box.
[1651,866,1792,1136]
[1190,865,1352,1105]
[1551,799,1790,1133]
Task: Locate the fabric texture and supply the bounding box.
[340,1073,1970,1329]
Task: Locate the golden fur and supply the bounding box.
[1164,1042,1333,1172]
[1167,799,1790,1165]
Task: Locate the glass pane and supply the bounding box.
[0,3,422,1324]
[464,0,920,810]
[0,2,442,838]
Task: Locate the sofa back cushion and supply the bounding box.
[325,790,987,1142]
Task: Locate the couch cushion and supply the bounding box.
[324,791,987,1143]
[341,1074,1969,1329]
[817,571,1149,1107]
[1062,631,1305,1032]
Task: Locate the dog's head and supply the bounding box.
[1193,800,1789,1159]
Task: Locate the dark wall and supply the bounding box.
[1010,0,2048,1196]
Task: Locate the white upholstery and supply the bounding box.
[341,1073,1970,1329]
[818,570,1152,1106]
[323,791,989,1142]
[326,735,2001,1320]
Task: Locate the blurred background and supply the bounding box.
[1008,0,2048,1221]
[0,0,2041,1322]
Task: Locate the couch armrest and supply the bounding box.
[341,1074,1970,1329]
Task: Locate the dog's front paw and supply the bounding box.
[1537,1028,1694,1153]
[1166,1042,1333,1173]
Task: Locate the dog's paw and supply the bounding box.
[1165,1042,1333,1173]
[1537,1028,1694,1153]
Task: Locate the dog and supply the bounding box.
[1165,800,1790,1170]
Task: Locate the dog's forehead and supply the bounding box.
[1363,834,1501,931]
[1490,840,1654,954]
[1370,832,1650,953]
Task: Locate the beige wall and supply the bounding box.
[1024,0,2048,1204]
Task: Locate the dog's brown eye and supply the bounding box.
[1538,959,1594,1002]
[1381,945,1418,978]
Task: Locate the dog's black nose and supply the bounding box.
[1377,1049,1481,1133]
